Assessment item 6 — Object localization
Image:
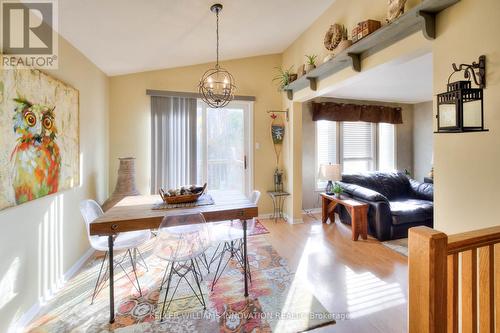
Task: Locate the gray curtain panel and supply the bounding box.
[150,96,197,193]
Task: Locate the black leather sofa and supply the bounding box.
[337,171,433,241]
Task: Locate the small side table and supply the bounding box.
[321,193,368,241]
[267,191,290,223]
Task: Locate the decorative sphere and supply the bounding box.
[198,66,236,108]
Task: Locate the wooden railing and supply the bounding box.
[409,226,500,333]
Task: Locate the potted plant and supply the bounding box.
[305,54,317,73]
[335,25,352,53]
[332,183,343,198]
[272,66,296,91]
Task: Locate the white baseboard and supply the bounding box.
[10,247,95,333]
[63,247,95,282]
[303,208,321,214]
[258,213,303,224]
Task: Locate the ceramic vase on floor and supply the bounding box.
[102,157,140,211]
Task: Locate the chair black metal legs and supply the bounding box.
[128,249,142,297]
[91,251,108,304]
[210,239,252,291]
[159,257,207,322]
[91,248,145,304]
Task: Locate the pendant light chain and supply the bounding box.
[198,3,236,108]
[216,9,219,68]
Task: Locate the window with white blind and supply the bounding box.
[316,120,337,189]
[342,122,375,173]
[316,121,395,189]
[378,123,396,172]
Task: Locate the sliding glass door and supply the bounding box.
[197,101,252,196]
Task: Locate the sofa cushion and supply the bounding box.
[409,179,434,201]
[390,199,433,225]
[342,171,411,200]
[338,182,388,202]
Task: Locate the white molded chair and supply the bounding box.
[154,212,211,321]
[80,199,151,304]
[209,190,261,290]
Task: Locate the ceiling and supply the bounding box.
[321,52,433,104]
[58,0,335,76]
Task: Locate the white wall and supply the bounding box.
[0,36,109,331]
[413,101,433,182]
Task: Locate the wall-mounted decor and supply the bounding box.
[284,0,460,101]
[268,111,286,193]
[305,54,317,73]
[272,66,296,91]
[324,23,343,51]
[0,68,79,210]
[335,25,352,53]
[268,111,287,166]
[436,55,487,133]
[352,20,381,43]
[386,0,407,24]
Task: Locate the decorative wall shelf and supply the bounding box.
[283,0,460,100]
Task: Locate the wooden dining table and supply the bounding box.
[90,191,258,323]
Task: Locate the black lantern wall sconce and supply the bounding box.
[436,55,488,133]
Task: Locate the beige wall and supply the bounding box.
[282,0,420,73]
[413,101,433,182]
[0,37,109,331]
[301,98,414,210]
[433,0,500,234]
[302,102,317,210]
[397,104,414,175]
[109,54,282,215]
[282,101,303,222]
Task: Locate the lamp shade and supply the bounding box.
[318,164,341,181]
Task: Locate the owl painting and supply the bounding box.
[10,97,61,204]
[0,68,79,211]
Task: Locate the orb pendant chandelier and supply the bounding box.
[199,3,236,108]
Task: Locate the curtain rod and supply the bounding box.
[146,89,256,102]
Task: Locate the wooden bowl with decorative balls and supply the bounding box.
[159,183,207,204]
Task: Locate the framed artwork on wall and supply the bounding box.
[0,68,80,210]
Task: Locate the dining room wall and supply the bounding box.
[0,36,109,331]
[108,54,283,215]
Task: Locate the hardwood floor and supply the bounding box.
[260,212,408,333]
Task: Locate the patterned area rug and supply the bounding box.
[27,232,333,332]
[217,219,270,236]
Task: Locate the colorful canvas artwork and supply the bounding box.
[0,68,79,210]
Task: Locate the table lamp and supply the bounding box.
[318,164,341,195]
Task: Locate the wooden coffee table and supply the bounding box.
[321,193,369,241]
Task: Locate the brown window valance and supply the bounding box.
[312,102,403,124]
